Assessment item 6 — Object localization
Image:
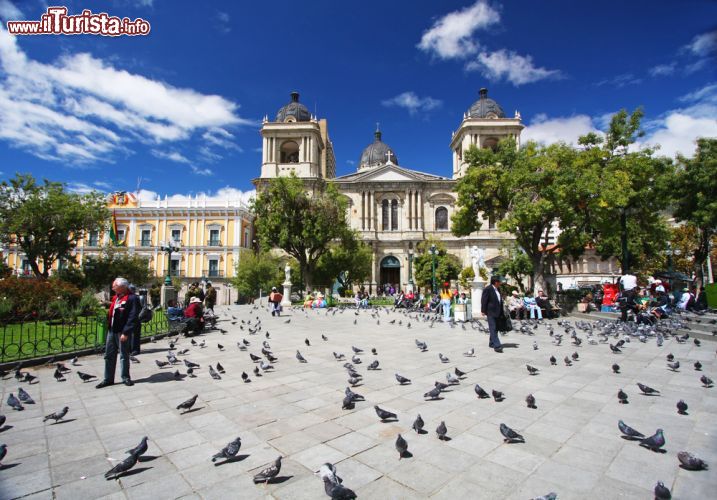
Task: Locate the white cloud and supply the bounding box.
[417,1,499,60]
[0,25,252,165]
[381,91,442,115]
[189,165,213,176]
[685,30,717,56]
[594,73,642,88]
[66,181,96,194]
[137,186,256,206]
[649,63,676,77]
[151,150,192,164]
[0,0,21,20]
[467,49,562,86]
[215,11,231,34]
[522,114,601,145]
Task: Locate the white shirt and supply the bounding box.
[620,274,637,291]
[494,286,501,304]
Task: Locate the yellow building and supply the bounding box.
[3,191,255,304]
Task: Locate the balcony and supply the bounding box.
[207,239,222,247]
[140,239,152,247]
[206,269,224,278]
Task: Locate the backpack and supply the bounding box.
[138,305,153,323]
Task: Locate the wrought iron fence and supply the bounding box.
[0,310,170,364]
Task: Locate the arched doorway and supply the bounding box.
[379,255,400,291]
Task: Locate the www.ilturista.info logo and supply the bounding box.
[6,6,151,36]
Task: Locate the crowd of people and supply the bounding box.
[507,288,557,320]
[617,273,709,324]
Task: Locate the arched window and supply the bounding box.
[382,200,389,231]
[280,140,299,163]
[435,206,448,230]
[391,200,398,231]
[482,137,499,151]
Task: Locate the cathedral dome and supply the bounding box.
[275,91,311,122]
[467,88,505,119]
[359,130,398,170]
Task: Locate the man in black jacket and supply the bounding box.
[97,277,141,388]
[481,276,504,353]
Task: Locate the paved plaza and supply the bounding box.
[1,304,716,499]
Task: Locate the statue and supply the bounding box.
[470,246,486,280]
[284,262,291,283]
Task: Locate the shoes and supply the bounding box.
[122,379,134,387]
[494,347,504,353]
[96,380,113,389]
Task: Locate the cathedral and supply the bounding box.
[254,89,527,293]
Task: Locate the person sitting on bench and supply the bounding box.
[536,289,557,319]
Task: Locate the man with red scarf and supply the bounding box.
[97,277,141,388]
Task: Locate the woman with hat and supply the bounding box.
[508,290,525,320]
[183,296,204,336]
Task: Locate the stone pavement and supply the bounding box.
[1,304,716,499]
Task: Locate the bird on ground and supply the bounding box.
[105,452,138,479]
[374,405,397,421]
[666,353,674,362]
[463,347,475,357]
[70,357,79,366]
[572,352,579,361]
[53,368,65,381]
[155,360,169,369]
[216,362,225,374]
[241,371,250,383]
[701,375,714,387]
[492,390,504,402]
[612,363,620,374]
[129,355,140,363]
[186,367,195,378]
[367,360,379,370]
[17,388,34,404]
[7,393,23,411]
[526,365,539,376]
[253,456,282,484]
[412,414,424,433]
[531,493,557,500]
[183,359,200,369]
[618,389,629,404]
[475,384,490,399]
[395,373,411,385]
[549,355,557,366]
[436,421,448,440]
[315,462,342,486]
[217,344,224,351]
[439,353,449,363]
[249,353,262,362]
[677,400,688,415]
[609,344,622,354]
[654,481,671,500]
[424,387,441,400]
[177,348,190,356]
[341,394,355,410]
[351,346,363,354]
[637,383,660,395]
[694,338,701,347]
[296,350,307,363]
[127,437,148,458]
[322,476,357,499]
[321,334,328,341]
[564,357,572,367]
[395,434,408,459]
[345,387,364,401]
[259,361,273,372]
[0,415,5,428]
[618,420,645,439]
[446,372,460,385]
[454,367,466,378]
[639,429,666,451]
[533,341,539,351]
[667,361,680,371]
[434,381,449,391]
[371,348,377,355]
[209,365,221,380]
[211,437,242,462]
[347,376,360,387]
[56,363,71,373]
[694,361,702,371]
[305,338,311,346]
[43,406,69,423]
[176,395,198,412]
[253,366,261,377]
[77,371,97,382]
[677,451,708,470]
[526,394,536,409]
[500,423,524,443]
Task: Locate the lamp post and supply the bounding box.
[430,244,437,295]
[408,249,414,288]
[159,240,180,286]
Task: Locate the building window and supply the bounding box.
[88,230,99,246]
[21,259,31,275]
[482,137,499,151]
[391,200,398,231]
[171,229,181,244]
[140,229,151,247]
[435,207,448,230]
[208,229,221,246]
[382,200,389,231]
[170,259,180,276]
[117,229,126,244]
[488,214,496,229]
[280,140,299,163]
[244,228,250,248]
[208,259,220,277]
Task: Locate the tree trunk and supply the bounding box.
[530,254,546,295]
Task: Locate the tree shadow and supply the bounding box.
[214,454,249,466]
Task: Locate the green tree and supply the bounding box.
[413,239,462,291]
[497,246,533,293]
[231,251,284,298]
[673,138,717,284]
[452,138,576,292]
[83,246,154,292]
[314,238,372,292]
[0,174,109,278]
[252,175,353,289]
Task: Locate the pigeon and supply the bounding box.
[305,338,311,346]
[367,360,379,370]
[454,367,466,378]
[155,360,169,369]
[252,456,282,484]
[395,434,408,459]
[701,375,714,387]
[571,352,579,361]
[618,420,645,439]
[176,395,198,412]
[56,363,71,373]
[259,361,273,372]
[637,383,660,395]
[694,338,701,347]
[211,437,242,462]
[43,406,69,423]
[694,361,702,371]
[677,451,708,470]
[436,421,448,440]
[446,372,460,385]
[347,376,360,387]
[533,341,539,351]
[439,353,450,363]
[177,348,190,356]
[463,347,475,357]
[434,381,449,391]
[209,365,222,380]
[549,355,557,366]
[253,366,261,377]
[217,344,224,351]
[667,361,680,371]
[249,353,262,362]
[474,384,490,399]
[296,350,307,363]
[241,371,250,383]
[345,387,364,401]
[351,355,361,364]
[526,394,536,409]
[54,367,66,381]
[186,367,195,377]
[374,405,397,421]
[564,356,572,367]
[492,390,504,402]
[183,359,200,369]
[531,493,557,500]
[351,346,363,354]
[666,353,674,362]
[17,388,34,404]
[216,362,225,374]
[612,363,620,374]
[323,476,357,499]
[412,414,424,433]
[639,428,665,451]
[322,334,328,341]
[333,352,345,361]
[129,356,140,364]
[371,348,377,355]
[654,481,671,500]
[618,389,629,404]
[0,443,6,464]
[526,365,539,376]
[609,343,622,354]
[500,423,524,443]
[395,373,411,385]
[105,452,138,479]
[676,400,688,415]
[127,437,148,458]
[341,394,355,410]
[424,386,442,400]
[70,357,79,366]
[7,393,23,411]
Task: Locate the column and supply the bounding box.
[407,191,412,230]
[369,191,374,230]
[417,191,422,230]
[361,192,365,230]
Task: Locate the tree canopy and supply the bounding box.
[413,239,462,292]
[82,246,154,292]
[0,173,109,278]
[231,251,285,299]
[313,238,372,293]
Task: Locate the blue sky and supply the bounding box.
[0,0,715,202]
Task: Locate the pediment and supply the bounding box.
[361,166,421,182]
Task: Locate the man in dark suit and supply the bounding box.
[481,276,504,353]
[97,277,141,388]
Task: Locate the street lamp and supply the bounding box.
[430,244,437,295]
[408,249,414,287]
[159,240,180,286]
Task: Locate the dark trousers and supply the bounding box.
[131,324,141,354]
[487,316,502,348]
[620,290,636,322]
[104,330,130,383]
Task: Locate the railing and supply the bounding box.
[207,270,224,278]
[0,310,170,364]
[207,239,222,247]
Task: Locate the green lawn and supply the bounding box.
[0,309,169,364]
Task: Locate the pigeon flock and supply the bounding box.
[0,302,715,499]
